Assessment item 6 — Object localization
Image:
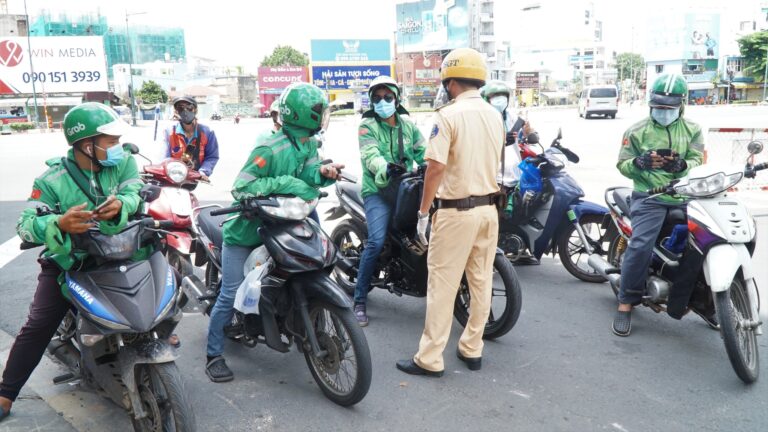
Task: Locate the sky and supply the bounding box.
[5,0,760,71]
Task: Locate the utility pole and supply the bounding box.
[763,46,767,102]
[125,11,146,126]
[23,0,39,126]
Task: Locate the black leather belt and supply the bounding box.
[436,194,495,210]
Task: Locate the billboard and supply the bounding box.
[311,65,392,90]
[0,36,108,94]
[646,13,720,61]
[258,67,307,94]
[516,72,539,89]
[396,0,470,53]
[310,39,391,62]
[684,14,720,60]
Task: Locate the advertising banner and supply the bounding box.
[684,14,720,60]
[310,39,391,62]
[646,13,720,61]
[516,72,540,89]
[311,65,392,91]
[396,0,470,53]
[257,67,307,90]
[0,36,108,94]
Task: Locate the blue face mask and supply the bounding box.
[651,108,679,127]
[96,144,124,167]
[374,100,396,119]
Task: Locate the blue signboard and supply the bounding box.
[311,65,392,90]
[396,0,470,53]
[311,39,391,62]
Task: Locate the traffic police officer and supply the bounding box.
[397,48,504,376]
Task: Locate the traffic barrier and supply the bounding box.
[707,128,768,191]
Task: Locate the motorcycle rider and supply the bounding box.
[163,95,220,181]
[353,75,426,326]
[397,48,504,376]
[0,103,143,420]
[205,82,343,382]
[270,100,282,133]
[612,73,705,337]
[481,80,524,186]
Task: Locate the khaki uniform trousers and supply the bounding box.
[414,204,499,372]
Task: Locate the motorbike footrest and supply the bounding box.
[53,372,80,385]
[223,324,243,337]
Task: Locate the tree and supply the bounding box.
[261,45,308,67]
[136,80,168,105]
[737,31,768,81]
[615,52,645,85]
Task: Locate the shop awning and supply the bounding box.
[687,82,714,91]
[731,82,765,89]
[0,96,82,107]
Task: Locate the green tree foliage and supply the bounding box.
[737,31,768,81]
[615,52,645,85]
[261,45,309,67]
[136,80,168,104]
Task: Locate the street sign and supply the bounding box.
[516,72,540,89]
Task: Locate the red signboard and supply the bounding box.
[258,67,308,90]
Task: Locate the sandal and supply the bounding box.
[0,405,10,422]
[612,310,632,337]
[205,356,234,383]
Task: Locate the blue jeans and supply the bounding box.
[354,194,391,305]
[207,244,252,357]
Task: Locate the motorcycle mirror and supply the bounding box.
[560,147,580,164]
[556,128,562,140]
[747,141,764,156]
[122,143,140,155]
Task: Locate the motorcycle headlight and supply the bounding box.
[166,161,189,184]
[261,197,319,221]
[674,171,742,197]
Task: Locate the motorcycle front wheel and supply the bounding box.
[453,254,522,340]
[131,362,197,432]
[557,213,613,283]
[714,278,760,384]
[303,302,372,406]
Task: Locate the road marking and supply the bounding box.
[612,423,630,432]
[510,390,531,399]
[0,236,22,270]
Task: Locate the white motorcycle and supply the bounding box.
[589,141,767,383]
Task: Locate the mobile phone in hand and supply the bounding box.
[94,197,115,213]
[656,149,672,157]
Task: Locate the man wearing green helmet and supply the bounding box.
[205,82,343,382]
[269,99,282,133]
[352,75,426,326]
[1,103,142,418]
[612,73,705,337]
[480,80,525,185]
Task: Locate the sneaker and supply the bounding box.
[205,356,234,383]
[354,303,369,327]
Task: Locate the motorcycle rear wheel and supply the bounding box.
[330,220,372,296]
[303,302,372,406]
[167,250,194,279]
[453,254,522,340]
[131,362,197,432]
[715,278,760,384]
[557,213,613,283]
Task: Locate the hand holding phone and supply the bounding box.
[655,149,672,157]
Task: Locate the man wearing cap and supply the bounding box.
[397,48,504,377]
[164,95,220,181]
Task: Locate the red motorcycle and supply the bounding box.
[140,156,207,277]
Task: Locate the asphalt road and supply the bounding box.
[1,104,768,431]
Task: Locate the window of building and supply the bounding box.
[740,21,754,31]
[655,65,664,73]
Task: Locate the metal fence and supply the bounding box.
[707,128,768,191]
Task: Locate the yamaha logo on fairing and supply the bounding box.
[69,280,94,305]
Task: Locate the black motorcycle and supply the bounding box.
[326,170,522,339]
[22,209,196,431]
[185,193,372,407]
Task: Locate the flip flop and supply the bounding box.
[0,405,10,422]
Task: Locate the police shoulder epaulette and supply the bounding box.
[434,100,455,112]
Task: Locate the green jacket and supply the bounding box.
[223,130,334,247]
[617,115,704,203]
[16,149,144,270]
[358,114,426,198]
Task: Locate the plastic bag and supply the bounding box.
[518,159,542,197]
[234,246,272,314]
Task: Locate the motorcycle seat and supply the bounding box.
[612,188,632,216]
[664,208,687,226]
[197,207,227,250]
[338,182,364,207]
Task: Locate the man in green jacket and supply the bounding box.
[612,74,704,337]
[205,82,343,382]
[1,103,140,420]
[354,75,425,326]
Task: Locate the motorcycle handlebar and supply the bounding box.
[210,205,243,216]
[140,218,175,229]
[319,191,329,198]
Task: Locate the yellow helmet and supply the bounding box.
[440,48,487,84]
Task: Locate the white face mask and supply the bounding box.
[651,108,679,127]
[489,95,509,113]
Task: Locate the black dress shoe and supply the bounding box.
[456,349,482,371]
[396,359,444,377]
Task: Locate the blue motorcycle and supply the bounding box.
[499,129,615,283]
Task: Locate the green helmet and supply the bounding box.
[649,74,688,108]
[367,75,400,102]
[63,102,129,146]
[480,80,510,101]
[278,82,329,133]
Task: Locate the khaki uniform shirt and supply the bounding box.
[425,89,504,200]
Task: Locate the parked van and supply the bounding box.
[578,85,618,119]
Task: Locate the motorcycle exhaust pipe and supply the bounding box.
[587,254,621,288]
[181,275,210,312]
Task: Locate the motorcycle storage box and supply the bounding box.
[391,176,423,232]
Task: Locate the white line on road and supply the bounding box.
[612,423,630,432]
[0,236,22,270]
[510,390,531,399]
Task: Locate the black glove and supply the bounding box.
[632,150,656,170]
[386,162,407,179]
[662,154,687,173]
[505,130,516,146]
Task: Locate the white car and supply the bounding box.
[578,85,618,119]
